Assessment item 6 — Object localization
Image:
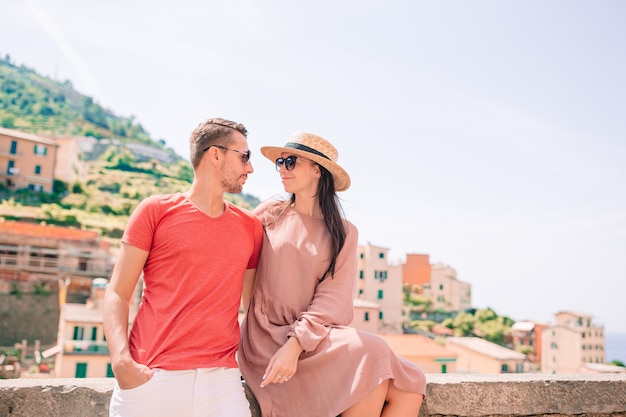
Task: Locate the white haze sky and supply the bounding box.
[1,0,625,333]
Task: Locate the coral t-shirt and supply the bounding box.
[122,193,263,370]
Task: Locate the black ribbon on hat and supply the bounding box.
[285,142,330,160]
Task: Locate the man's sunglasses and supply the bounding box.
[275,156,298,171]
[204,145,251,165]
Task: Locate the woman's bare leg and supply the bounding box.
[381,383,424,417]
[342,379,390,417]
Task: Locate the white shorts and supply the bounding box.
[109,367,251,417]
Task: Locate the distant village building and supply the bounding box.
[53,278,112,378]
[381,334,458,374]
[511,320,548,366]
[52,277,141,378]
[49,135,88,186]
[351,299,381,334]
[402,253,431,289]
[0,221,115,346]
[445,336,528,374]
[0,221,113,288]
[0,127,59,192]
[541,311,611,374]
[356,243,403,334]
[402,253,472,313]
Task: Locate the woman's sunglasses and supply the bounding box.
[275,156,298,171]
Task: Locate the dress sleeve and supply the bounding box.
[288,222,359,352]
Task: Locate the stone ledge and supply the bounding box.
[0,374,625,417]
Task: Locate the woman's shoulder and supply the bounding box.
[253,197,290,225]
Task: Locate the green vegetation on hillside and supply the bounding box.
[0,54,177,160]
[403,283,515,346]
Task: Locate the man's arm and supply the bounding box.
[103,242,152,389]
[241,268,256,315]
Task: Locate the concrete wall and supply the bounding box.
[1,374,625,417]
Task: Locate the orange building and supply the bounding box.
[0,127,59,192]
[402,253,431,289]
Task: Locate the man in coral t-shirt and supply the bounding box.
[103,118,263,417]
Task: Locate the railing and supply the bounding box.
[63,340,109,355]
[0,253,110,278]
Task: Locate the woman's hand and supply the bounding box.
[260,337,303,387]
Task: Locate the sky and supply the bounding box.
[1,0,625,334]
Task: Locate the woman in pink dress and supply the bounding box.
[238,132,426,417]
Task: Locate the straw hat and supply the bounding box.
[261,132,351,191]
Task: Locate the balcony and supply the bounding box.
[63,340,109,355]
[0,374,624,417]
[0,253,110,278]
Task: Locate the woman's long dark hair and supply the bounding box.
[284,164,346,282]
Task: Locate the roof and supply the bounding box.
[446,337,527,361]
[381,334,457,359]
[583,363,626,374]
[63,303,104,324]
[0,221,100,242]
[353,299,380,309]
[512,321,536,331]
[0,127,58,146]
[556,311,593,318]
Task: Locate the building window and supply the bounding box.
[359,289,363,295]
[439,284,444,290]
[379,252,384,259]
[0,248,18,265]
[91,327,98,341]
[75,363,87,378]
[359,253,364,259]
[501,364,509,373]
[106,363,114,378]
[73,326,85,341]
[364,312,369,321]
[377,290,384,300]
[10,140,17,154]
[516,363,523,373]
[79,258,88,271]
[374,270,387,282]
[359,270,364,279]
[379,311,383,320]
[34,144,47,156]
[34,165,41,175]
[7,160,15,175]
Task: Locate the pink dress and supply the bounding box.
[238,201,426,417]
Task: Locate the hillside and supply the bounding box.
[0,55,173,153]
[0,54,260,239]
